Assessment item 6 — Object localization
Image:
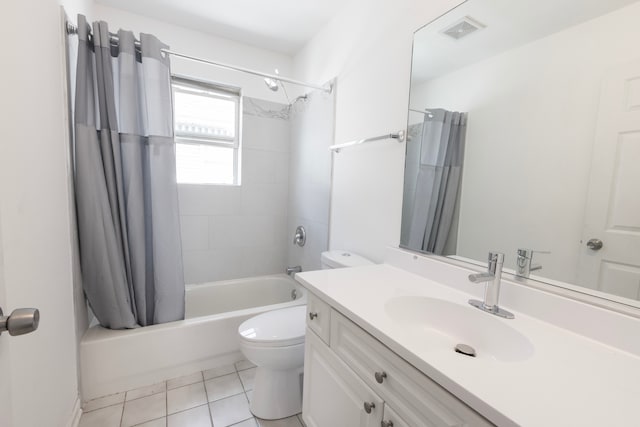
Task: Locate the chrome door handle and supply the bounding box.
[363,401,376,414]
[374,371,387,383]
[381,421,394,427]
[586,238,603,251]
[0,307,40,336]
[309,312,318,320]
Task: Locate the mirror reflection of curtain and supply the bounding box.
[73,15,185,329]
[402,109,467,255]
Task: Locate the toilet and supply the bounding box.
[237,250,373,420]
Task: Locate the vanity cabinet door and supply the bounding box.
[331,311,493,427]
[306,292,331,344]
[302,327,383,427]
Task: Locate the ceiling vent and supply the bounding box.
[441,16,486,40]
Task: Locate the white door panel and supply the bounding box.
[578,60,640,299]
[0,217,13,427]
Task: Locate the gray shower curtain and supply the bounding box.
[73,15,184,329]
[403,109,467,255]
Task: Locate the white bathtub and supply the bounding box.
[80,274,306,401]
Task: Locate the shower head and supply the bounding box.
[264,77,279,91]
[264,69,291,104]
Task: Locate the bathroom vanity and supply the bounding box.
[303,292,491,427]
[296,249,640,427]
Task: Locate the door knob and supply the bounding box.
[0,307,40,336]
[586,238,603,251]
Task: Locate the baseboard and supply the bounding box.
[67,395,82,427]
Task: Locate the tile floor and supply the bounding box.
[79,360,305,427]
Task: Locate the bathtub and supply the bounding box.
[80,274,306,401]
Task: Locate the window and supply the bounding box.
[172,77,241,185]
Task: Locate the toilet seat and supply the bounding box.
[238,305,306,347]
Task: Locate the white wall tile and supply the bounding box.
[182,251,214,284]
[242,149,279,186]
[242,114,291,153]
[241,182,288,217]
[180,102,294,284]
[209,215,242,249]
[286,91,334,272]
[288,218,328,272]
[180,216,209,252]
[209,248,245,281]
[179,185,242,216]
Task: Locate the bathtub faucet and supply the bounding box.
[286,266,302,277]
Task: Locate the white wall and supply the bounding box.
[180,99,291,283]
[293,0,463,262]
[0,1,86,425]
[409,2,640,283]
[287,89,335,271]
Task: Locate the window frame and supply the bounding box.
[171,75,243,186]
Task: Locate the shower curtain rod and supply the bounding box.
[409,108,434,117]
[65,22,333,94]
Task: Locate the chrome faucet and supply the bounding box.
[468,252,514,319]
[515,248,550,278]
[286,266,302,277]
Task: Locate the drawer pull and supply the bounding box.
[381,421,394,427]
[363,401,376,414]
[309,312,318,320]
[374,371,387,383]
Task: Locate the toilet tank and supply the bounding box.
[320,250,374,269]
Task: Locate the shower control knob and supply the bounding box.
[374,371,387,383]
[0,307,40,336]
[363,401,376,414]
[309,312,318,320]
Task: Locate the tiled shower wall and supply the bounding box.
[287,90,335,271]
[179,98,291,284]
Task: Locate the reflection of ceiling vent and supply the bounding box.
[441,16,486,40]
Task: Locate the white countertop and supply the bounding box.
[296,263,640,427]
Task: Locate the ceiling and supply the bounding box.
[95,0,347,54]
[411,0,639,84]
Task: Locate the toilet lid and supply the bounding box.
[238,305,306,347]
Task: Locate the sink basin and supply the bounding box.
[385,296,534,362]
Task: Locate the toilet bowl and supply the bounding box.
[320,250,375,270]
[238,305,306,420]
[237,250,373,419]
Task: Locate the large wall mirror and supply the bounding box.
[401,0,640,308]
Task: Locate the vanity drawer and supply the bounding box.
[382,404,412,427]
[330,311,493,427]
[306,292,331,344]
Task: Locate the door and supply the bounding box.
[302,328,383,427]
[0,220,14,426]
[577,59,640,300]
